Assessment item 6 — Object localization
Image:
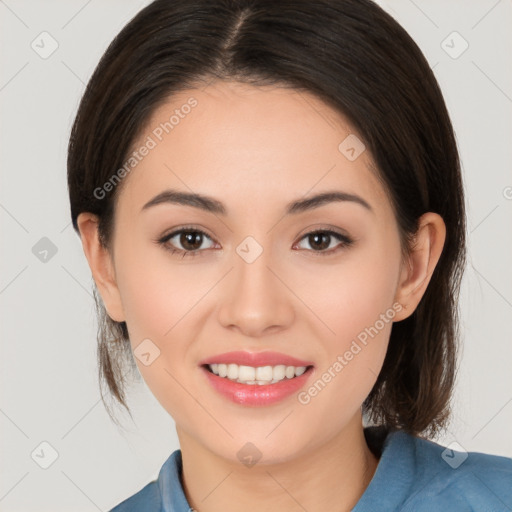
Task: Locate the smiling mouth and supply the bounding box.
[202,363,314,385]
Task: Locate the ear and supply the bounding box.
[76,212,125,322]
[393,212,446,322]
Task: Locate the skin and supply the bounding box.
[77,80,446,512]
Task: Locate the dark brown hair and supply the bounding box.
[67,0,466,437]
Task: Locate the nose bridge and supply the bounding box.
[217,233,295,336]
[236,234,274,293]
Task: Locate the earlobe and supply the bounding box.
[76,212,126,323]
[393,212,446,322]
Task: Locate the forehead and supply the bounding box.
[118,81,388,213]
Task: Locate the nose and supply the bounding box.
[217,244,295,338]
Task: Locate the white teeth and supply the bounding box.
[273,365,286,380]
[295,366,306,376]
[227,363,238,380]
[207,363,309,384]
[238,365,256,381]
[256,366,273,381]
[285,366,295,379]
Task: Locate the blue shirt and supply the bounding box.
[110,427,512,511]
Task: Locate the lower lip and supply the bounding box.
[201,365,314,406]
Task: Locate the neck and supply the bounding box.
[177,414,379,512]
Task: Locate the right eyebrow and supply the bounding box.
[141,189,226,215]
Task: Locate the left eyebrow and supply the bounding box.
[285,191,373,215]
[140,188,373,216]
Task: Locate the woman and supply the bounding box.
[67,0,512,510]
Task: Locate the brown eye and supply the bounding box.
[179,231,204,251]
[295,230,353,255]
[307,232,331,251]
[158,228,215,257]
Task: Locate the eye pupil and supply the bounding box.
[181,231,203,250]
[310,232,330,251]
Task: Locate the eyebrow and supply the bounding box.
[141,188,373,215]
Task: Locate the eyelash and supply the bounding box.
[156,225,354,258]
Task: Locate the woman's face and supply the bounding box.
[98,81,410,463]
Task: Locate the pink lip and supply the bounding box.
[199,350,314,367]
[200,365,314,406]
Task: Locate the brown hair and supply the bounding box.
[67,0,466,437]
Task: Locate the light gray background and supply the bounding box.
[1,0,511,510]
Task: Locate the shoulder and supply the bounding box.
[109,480,162,512]
[108,449,186,512]
[399,431,512,510]
[356,428,512,511]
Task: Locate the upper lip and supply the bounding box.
[199,351,314,368]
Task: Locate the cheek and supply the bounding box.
[113,245,212,392]
[113,246,202,416]
[292,238,400,343]
[114,240,204,341]
[293,237,400,400]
